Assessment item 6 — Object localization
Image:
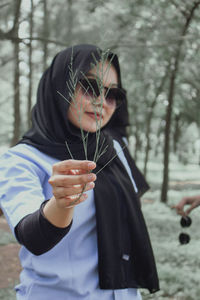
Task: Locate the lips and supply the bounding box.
[86,112,102,120]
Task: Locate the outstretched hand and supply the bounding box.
[43,160,96,228]
[49,159,97,208]
[173,195,200,216]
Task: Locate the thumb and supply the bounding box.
[185,203,197,215]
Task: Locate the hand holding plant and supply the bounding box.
[48,160,96,208]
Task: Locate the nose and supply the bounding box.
[93,90,106,107]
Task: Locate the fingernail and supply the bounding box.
[88,173,96,181]
[88,162,96,168]
[88,182,95,189]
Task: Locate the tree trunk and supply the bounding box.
[10,0,22,146]
[173,114,181,153]
[143,115,151,177]
[66,0,73,43]
[154,120,163,157]
[27,0,34,128]
[130,105,140,162]
[199,128,200,166]
[143,64,169,176]
[161,1,200,203]
[43,0,48,71]
[11,41,20,146]
[134,128,140,162]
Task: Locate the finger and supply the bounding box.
[68,169,95,175]
[174,199,188,214]
[68,169,80,175]
[176,206,184,213]
[185,202,199,215]
[185,207,192,215]
[172,204,185,216]
[178,210,186,217]
[58,193,88,208]
[53,182,95,198]
[49,173,97,186]
[176,200,187,210]
[52,160,96,174]
[176,208,185,216]
[171,205,178,210]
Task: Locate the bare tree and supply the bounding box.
[66,0,73,43]
[161,1,200,203]
[43,0,48,71]
[27,0,34,128]
[10,0,22,146]
[143,63,170,177]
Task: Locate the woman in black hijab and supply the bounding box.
[0,44,159,300]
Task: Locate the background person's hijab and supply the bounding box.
[19,44,159,293]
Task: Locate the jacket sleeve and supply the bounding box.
[15,201,72,255]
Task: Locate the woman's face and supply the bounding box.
[67,60,118,132]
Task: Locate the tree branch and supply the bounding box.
[109,34,200,50]
[0,0,22,39]
[170,0,189,18]
[0,32,68,46]
[0,1,10,10]
[9,0,22,36]
[0,56,15,66]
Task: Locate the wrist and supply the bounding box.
[43,197,74,228]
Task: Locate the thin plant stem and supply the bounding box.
[58,49,127,201]
[95,137,106,162]
[65,141,74,159]
[67,184,87,206]
[95,145,127,175]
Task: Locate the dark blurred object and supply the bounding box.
[179,233,190,245]
[179,216,192,245]
[180,216,192,227]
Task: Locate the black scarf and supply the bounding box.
[19,44,159,293]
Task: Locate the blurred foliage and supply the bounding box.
[0,230,16,246]
[0,0,199,171]
[0,287,16,300]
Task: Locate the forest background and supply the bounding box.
[0,0,200,299]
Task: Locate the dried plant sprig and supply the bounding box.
[57,90,88,159]
[57,51,89,159]
[59,48,121,165]
[89,50,116,163]
[57,48,126,203]
[65,141,74,159]
[95,145,127,175]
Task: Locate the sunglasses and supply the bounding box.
[78,78,126,108]
[179,216,192,245]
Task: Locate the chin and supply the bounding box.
[81,120,104,133]
[84,126,99,133]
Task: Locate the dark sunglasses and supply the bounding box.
[179,216,192,245]
[79,78,126,108]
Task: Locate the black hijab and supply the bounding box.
[20,44,128,158]
[19,44,159,293]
